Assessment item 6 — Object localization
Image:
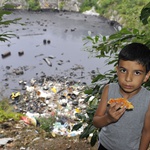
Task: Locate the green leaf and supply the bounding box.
[103,36,106,41]
[80,125,96,139]
[132,28,139,35]
[3,4,16,10]
[0,10,11,17]
[75,113,86,121]
[72,122,82,131]
[0,18,22,25]
[92,85,101,95]
[94,35,100,43]
[109,33,122,40]
[88,98,99,108]
[120,28,132,34]
[84,96,91,103]
[86,108,96,115]
[140,2,150,25]
[92,74,105,83]
[86,36,94,41]
[84,89,93,95]
[90,131,98,147]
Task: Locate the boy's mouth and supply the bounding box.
[123,85,133,89]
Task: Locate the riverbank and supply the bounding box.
[1,0,82,12]
[0,119,98,149]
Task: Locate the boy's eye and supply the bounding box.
[120,68,126,73]
[134,71,141,75]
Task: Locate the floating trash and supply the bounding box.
[1,51,11,58]
[10,92,21,100]
[10,75,88,137]
[20,116,37,126]
[43,57,52,66]
[18,51,24,56]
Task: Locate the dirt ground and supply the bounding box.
[0,121,150,150]
[0,120,98,150]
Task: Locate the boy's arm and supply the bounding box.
[139,103,150,150]
[93,84,126,128]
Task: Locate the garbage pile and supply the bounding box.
[10,75,88,137]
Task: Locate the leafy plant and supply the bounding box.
[72,2,150,146]
[59,1,65,11]
[0,1,24,122]
[140,2,150,25]
[0,3,21,42]
[79,0,100,13]
[0,98,23,122]
[26,0,40,11]
[37,116,56,132]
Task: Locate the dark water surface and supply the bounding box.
[0,10,116,97]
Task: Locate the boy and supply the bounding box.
[93,43,150,150]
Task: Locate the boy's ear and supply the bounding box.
[115,66,119,77]
[144,71,150,82]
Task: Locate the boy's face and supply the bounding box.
[116,60,149,96]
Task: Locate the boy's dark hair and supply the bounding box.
[118,42,150,73]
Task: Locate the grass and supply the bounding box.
[0,98,23,122]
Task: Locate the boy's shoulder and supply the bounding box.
[141,86,150,95]
[139,87,150,103]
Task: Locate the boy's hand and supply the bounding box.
[107,102,126,123]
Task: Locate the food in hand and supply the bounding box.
[108,98,134,110]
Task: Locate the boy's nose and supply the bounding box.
[125,73,132,82]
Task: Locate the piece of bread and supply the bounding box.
[108,98,134,110]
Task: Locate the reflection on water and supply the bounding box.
[0,10,116,97]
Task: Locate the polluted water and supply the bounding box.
[0,10,116,137]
